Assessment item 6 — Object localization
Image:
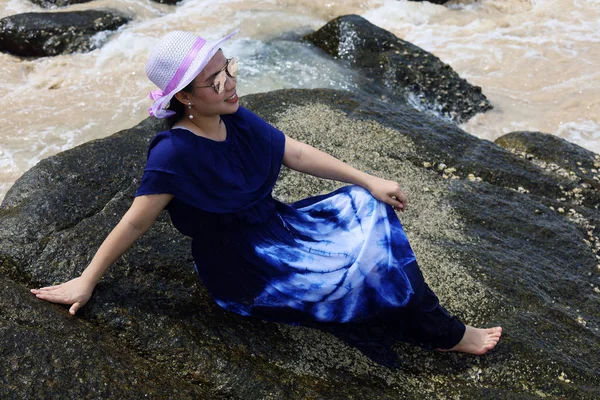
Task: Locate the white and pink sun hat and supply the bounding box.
[146,29,239,119]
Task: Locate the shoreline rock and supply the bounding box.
[28,0,95,8]
[408,0,450,4]
[0,275,207,398]
[1,88,598,399]
[0,10,130,57]
[496,131,600,200]
[304,15,492,123]
[149,0,181,4]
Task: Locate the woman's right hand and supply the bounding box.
[30,276,95,315]
[28,194,172,316]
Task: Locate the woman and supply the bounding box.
[31,30,501,355]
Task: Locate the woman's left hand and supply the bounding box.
[366,176,408,212]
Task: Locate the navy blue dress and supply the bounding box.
[136,107,464,349]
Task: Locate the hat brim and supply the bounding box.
[150,29,239,119]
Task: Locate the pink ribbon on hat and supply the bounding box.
[149,90,164,101]
[148,37,207,117]
[148,89,173,117]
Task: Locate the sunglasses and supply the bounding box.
[193,57,238,94]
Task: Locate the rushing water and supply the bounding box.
[0,0,599,201]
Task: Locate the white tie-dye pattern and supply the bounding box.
[215,299,251,317]
[247,186,416,323]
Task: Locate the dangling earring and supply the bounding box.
[188,103,193,120]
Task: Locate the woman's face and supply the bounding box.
[187,50,239,117]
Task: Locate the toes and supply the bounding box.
[488,327,502,338]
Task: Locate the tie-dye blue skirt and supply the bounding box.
[192,185,418,324]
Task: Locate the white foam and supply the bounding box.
[130,0,244,39]
[362,0,448,27]
[556,120,600,153]
[94,31,158,67]
[231,39,360,96]
[1,0,42,18]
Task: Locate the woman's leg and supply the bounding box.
[386,260,501,354]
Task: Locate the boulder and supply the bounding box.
[495,131,600,192]
[1,88,598,398]
[0,10,130,57]
[304,15,492,123]
[408,0,450,4]
[149,0,181,4]
[0,275,207,399]
[28,0,95,8]
[27,0,180,6]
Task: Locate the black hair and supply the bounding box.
[166,81,194,127]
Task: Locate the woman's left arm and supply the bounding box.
[282,135,408,212]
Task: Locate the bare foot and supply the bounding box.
[438,326,502,355]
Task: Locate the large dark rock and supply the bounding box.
[304,15,491,123]
[28,0,95,8]
[0,275,207,399]
[0,10,130,57]
[408,0,450,4]
[495,131,600,193]
[28,0,180,5]
[1,88,598,398]
[149,0,181,4]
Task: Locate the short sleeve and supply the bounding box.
[135,170,178,197]
[135,130,179,198]
[135,108,285,213]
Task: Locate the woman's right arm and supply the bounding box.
[30,193,174,315]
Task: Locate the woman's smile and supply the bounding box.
[225,92,238,103]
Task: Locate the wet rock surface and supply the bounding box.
[28,0,95,8]
[304,14,492,123]
[1,88,599,399]
[408,0,450,4]
[495,131,600,197]
[0,275,207,399]
[149,0,181,5]
[26,0,180,8]
[0,10,130,57]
